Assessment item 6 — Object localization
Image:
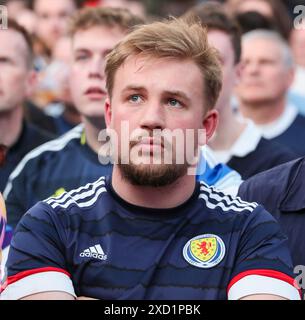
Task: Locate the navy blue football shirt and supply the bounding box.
[3,125,112,228]
[1,176,300,300]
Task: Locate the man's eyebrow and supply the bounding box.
[74,48,90,53]
[122,85,147,92]
[163,90,191,102]
[0,55,12,61]
[121,87,192,102]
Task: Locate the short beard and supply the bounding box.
[118,161,188,187]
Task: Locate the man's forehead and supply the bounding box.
[115,55,203,95]
[207,31,233,58]
[244,37,279,50]
[72,26,125,48]
[35,0,75,12]
[121,54,184,73]
[0,30,28,54]
[243,39,283,58]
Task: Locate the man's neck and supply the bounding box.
[82,116,106,154]
[209,104,246,151]
[62,104,81,126]
[0,107,23,148]
[111,166,196,209]
[239,97,287,125]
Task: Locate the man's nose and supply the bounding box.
[88,57,105,79]
[139,101,165,130]
[245,61,260,75]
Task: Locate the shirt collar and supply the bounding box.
[211,120,262,163]
[257,104,298,139]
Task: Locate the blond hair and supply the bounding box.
[105,17,222,110]
[68,7,144,37]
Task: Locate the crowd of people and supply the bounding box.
[0,0,305,300]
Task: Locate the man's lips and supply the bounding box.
[135,137,164,148]
[243,81,264,87]
[131,137,166,155]
[84,87,106,99]
[139,137,163,145]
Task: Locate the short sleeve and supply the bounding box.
[227,206,301,300]
[0,202,76,300]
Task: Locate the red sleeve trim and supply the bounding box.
[1,267,71,292]
[227,269,302,298]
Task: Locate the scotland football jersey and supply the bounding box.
[3,125,112,228]
[1,177,300,300]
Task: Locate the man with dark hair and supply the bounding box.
[32,0,78,52]
[0,19,51,193]
[3,7,143,229]
[185,2,296,180]
[1,16,300,300]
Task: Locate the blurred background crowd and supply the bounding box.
[0,0,305,191]
[0,0,304,131]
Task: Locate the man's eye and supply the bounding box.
[0,57,9,64]
[41,14,50,19]
[129,95,142,103]
[59,12,69,19]
[75,55,88,61]
[168,98,182,108]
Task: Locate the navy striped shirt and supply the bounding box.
[1,176,300,300]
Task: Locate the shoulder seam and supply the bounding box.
[199,181,257,213]
[44,176,107,210]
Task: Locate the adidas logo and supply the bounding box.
[80,244,107,261]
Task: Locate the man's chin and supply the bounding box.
[118,163,187,187]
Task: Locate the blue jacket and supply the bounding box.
[238,157,305,266]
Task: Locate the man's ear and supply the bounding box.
[202,109,219,144]
[104,97,112,128]
[25,70,37,98]
[286,67,295,89]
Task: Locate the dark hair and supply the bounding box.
[259,0,293,40]
[183,1,241,64]
[227,0,293,40]
[7,18,34,68]
[235,11,275,34]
